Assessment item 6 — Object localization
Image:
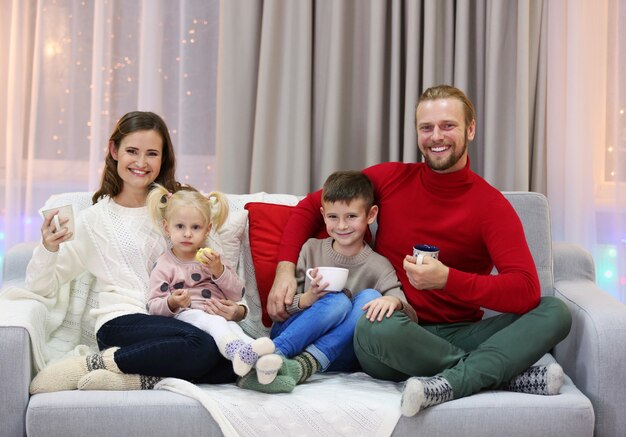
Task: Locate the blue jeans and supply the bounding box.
[271,289,381,372]
[96,313,236,384]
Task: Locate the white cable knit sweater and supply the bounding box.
[25,197,166,333]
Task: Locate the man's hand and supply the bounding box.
[403,255,449,290]
[267,261,297,322]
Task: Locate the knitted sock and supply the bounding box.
[218,337,246,361]
[237,371,297,394]
[233,337,275,377]
[291,351,321,384]
[500,363,564,395]
[254,353,283,384]
[78,369,161,391]
[29,347,120,394]
[401,375,454,417]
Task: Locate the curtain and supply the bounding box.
[0,0,220,260]
[1,0,624,300]
[216,0,625,300]
[545,0,625,300]
[216,0,547,194]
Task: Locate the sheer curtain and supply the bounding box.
[546,0,625,300]
[0,0,220,279]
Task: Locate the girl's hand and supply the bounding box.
[41,211,73,252]
[362,296,402,322]
[167,289,191,311]
[198,249,225,278]
[205,298,244,321]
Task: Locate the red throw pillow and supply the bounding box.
[244,202,328,327]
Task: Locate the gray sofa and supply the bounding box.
[1,191,625,437]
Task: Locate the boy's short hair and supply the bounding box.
[322,171,375,210]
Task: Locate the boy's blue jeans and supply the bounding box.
[271,289,381,372]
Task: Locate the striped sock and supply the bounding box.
[292,351,320,384]
[78,369,161,391]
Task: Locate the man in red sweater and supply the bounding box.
[269,85,572,415]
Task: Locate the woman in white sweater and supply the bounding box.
[27,111,245,393]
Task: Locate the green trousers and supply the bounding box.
[353,296,571,399]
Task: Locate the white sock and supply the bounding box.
[78,369,161,391]
[233,337,275,377]
[401,376,453,417]
[500,363,564,395]
[216,335,244,359]
[29,347,120,394]
[254,354,283,384]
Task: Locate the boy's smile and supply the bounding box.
[320,198,378,257]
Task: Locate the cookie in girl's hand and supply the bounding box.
[195,247,214,264]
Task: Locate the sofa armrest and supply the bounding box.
[0,325,32,437]
[2,241,37,285]
[552,242,626,437]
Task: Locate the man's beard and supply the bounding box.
[423,131,469,172]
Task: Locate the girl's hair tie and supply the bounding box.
[160,192,173,203]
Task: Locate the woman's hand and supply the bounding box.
[41,210,73,252]
[205,298,246,321]
[167,289,191,311]
[267,261,297,322]
[362,296,402,322]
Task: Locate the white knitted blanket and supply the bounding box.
[0,274,99,370]
[157,372,402,437]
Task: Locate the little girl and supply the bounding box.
[146,184,281,382]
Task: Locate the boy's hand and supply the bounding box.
[307,268,331,296]
[298,268,331,309]
[362,296,402,322]
[167,289,191,311]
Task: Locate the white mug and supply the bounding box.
[306,267,349,292]
[413,244,440,265]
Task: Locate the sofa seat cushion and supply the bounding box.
[394,374,594,436]
[27,390,222,436]
[26,371,593,437]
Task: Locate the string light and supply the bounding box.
[1,4,220,283]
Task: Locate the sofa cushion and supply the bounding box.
[244,202,328,327]
[207,209,248,269]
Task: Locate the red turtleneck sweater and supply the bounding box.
[277,161,540,324]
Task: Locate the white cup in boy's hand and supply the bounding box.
[306,267,349,292]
